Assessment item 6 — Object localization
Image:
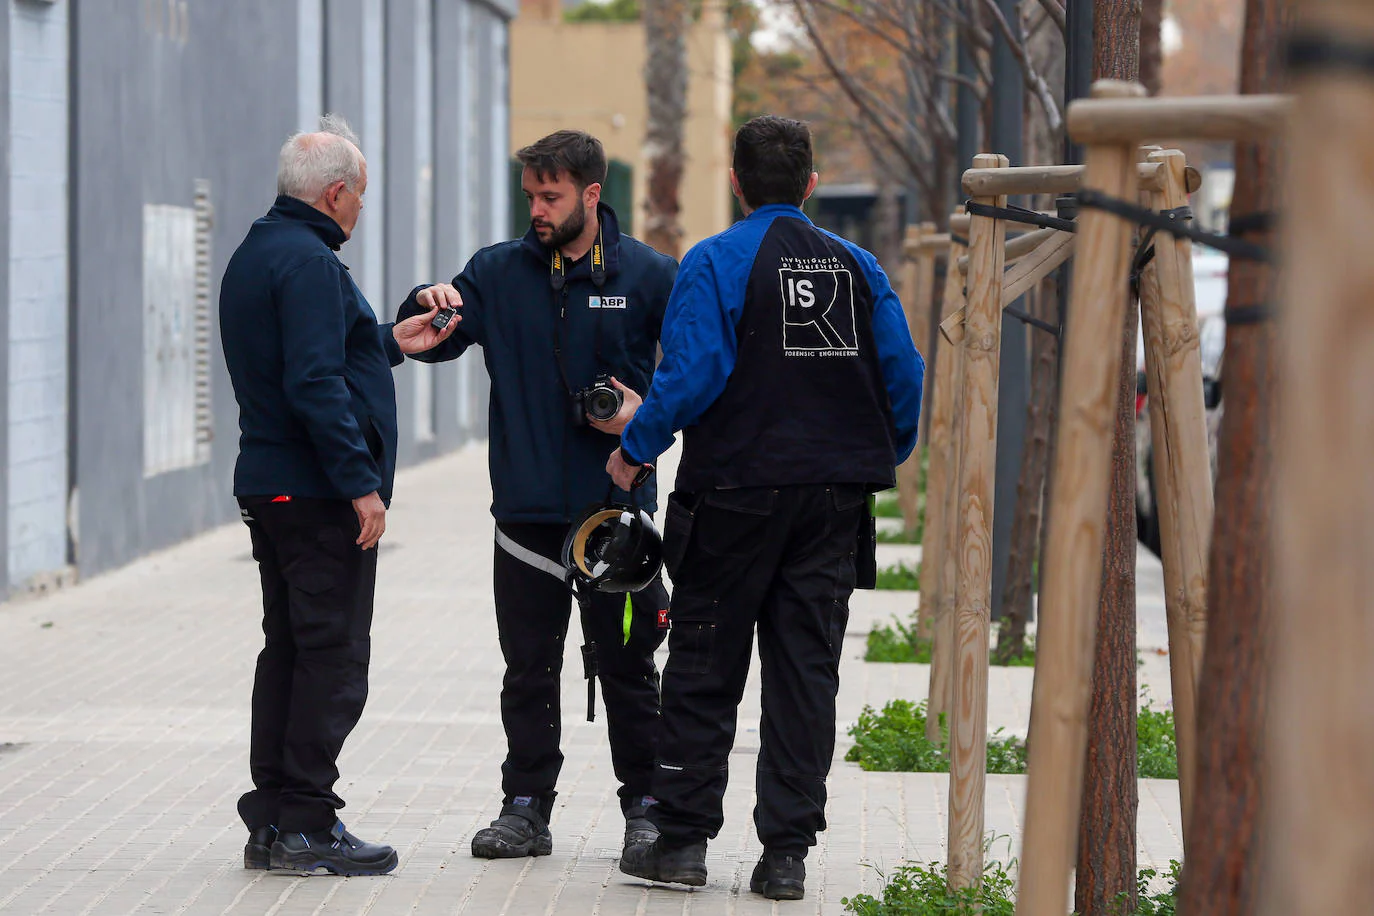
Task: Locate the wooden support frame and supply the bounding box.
[922,212,967,745]
[1014,79,1292,916]
[960,160,1203,198]
[1136,148,1212,835]
[896,222,939,540]
[947,153,1008,891]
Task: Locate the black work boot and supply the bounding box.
[750,850,806,900]
[269,821,398,876]
[622,797,659,855]
[470,803,553,858]
[619,837,708,887]
[244,826,278,869]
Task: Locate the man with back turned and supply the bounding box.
[609,115,925,900]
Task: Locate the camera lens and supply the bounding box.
[586,388,621,422]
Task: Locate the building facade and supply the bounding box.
[510,0,733,254]
[0,0,514,593]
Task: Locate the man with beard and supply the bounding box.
[395,130,677,861]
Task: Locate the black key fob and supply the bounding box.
[431,307,457,330]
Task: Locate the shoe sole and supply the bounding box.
[621,860,707,887]
[269,849,399,876]
[750,877,805,900]
[471,835,553,859]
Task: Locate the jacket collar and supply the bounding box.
[746,203,812,224]
[520,202,623,277]
[266,194,348,250]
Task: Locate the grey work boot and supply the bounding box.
[620,837,708,887]
[622,797,659,855]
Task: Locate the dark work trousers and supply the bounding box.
[649,483,864,858]
[493,522,669,821]
[236,496,377,834]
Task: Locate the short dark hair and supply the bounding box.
[515,130,607,191]
[732,116,813,209]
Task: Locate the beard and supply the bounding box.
[535,204,586,251]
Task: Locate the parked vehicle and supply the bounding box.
[1135,251,1228,555]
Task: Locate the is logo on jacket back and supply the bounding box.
[778,256,858,357]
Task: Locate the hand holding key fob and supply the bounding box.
[430,307,458,331]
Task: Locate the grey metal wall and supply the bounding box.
[55,0,512,583]
[0,3,10,593]
[8,0,69,590]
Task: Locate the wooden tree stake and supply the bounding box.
[923,222,968,743]
[1015,81,1145,916]
[1136,148,1212,833]
[947,153,1008,891]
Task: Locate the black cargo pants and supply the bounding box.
[236,496,376,834]
[492,522,669,821]
[649,483,864,857]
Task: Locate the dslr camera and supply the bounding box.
[571,374,623,426]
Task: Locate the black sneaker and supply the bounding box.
[750,850,806,900]
[622,798,659,854]
[471,803,553,858]
[244,826,277,870]
[269,821,398,876]
[619,837,708,887]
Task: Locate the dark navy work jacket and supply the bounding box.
[397,204,677,523]
[220,196,404,504]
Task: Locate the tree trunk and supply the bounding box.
[995,281,1057,663]
[1075,4,1140,913]
[642,0,690,259]
[1140,0,1164,95]
[998,13,1065,664]
[1175,1,1290,913]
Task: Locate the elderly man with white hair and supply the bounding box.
[219,114,462,876]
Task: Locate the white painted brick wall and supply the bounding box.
[8,0,70,586]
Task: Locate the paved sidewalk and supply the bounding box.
[0,444,1182,914]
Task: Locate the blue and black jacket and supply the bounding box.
[220,195,403,504]
[397,204,677,523]
[622,203,924,491]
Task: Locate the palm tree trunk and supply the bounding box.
[642,0,691,259]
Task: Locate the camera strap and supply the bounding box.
[550,222,609,398]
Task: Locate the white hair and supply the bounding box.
[277,113,364,201]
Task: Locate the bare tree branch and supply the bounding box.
[1032,0,1066,35]
[978,0,1063,132]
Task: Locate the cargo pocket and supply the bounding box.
[695,487,777,559]
[665,588,718,676]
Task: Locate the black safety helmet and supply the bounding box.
[562,504,663,593]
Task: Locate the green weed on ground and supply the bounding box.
[844,699,1027,775]
[842,857,1181,915]
[865,619,1035,667]
[846,697,1179,782]
[875,561,921,591]
[1137,702,1179,780]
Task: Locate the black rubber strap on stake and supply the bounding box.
[1225,303,1274,325]
[1227,211,1275,237]
[964,200,1078,233]
[1076,189,1273,262]
[1005,305,1061,337]
[950,234,969,248]
[1287,33,1374,77]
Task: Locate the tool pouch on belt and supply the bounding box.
[855,495,878,590]
[661,490,699,581]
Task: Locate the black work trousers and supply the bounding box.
[236,497,376,834]
[493,522,668,821]
[649,483,863,858]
